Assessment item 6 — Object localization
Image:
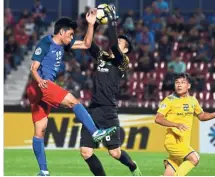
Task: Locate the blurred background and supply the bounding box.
[4,0,215,175]
[4,0,215,107]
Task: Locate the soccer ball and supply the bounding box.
[96,4,111,25]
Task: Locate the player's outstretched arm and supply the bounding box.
[71,8,97,49]
[105,6,124,64]
[155,113,189,131]
[197,112,215,121]
[30,61,47,89]
[88,22,102,59]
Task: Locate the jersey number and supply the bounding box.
[98,60,106,68]
[55,51,62,67]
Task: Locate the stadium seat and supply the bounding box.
[187,62,208,74]
[131,72,145,81]
[203,100,214,109]
[158,91,171,100]
[158,91,164,100]
[158,81,163,90]
[150,101,157,110]
[139,72,145,80]
[192,92,197,98]
[206,82,211,91]
[206,73,215,81]
[156,62,167,74]
[196,91,212,101]
[128,62,134,69]
[129,80,144,97]
[213,93,215,100]
[131,72,138,81]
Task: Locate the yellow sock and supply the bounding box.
[174,161,195,176]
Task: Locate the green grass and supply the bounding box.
[4,149,215,176]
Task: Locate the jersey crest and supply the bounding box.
[183,104,189,111]
[159,103,167,109]
[35,47,42,55]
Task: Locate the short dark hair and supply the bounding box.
[174,73,192,84]
[118,35,134,54]
[54,17,77,34]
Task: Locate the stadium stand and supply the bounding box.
[4,0,215,109]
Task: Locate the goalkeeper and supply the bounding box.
[79,5,142,176]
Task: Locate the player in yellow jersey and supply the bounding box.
[155,73,215,176]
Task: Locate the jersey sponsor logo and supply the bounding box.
[183,104,189,111]
[177,112,193,116]
[35,47,42,55]
[185,112,193,115]
[97,60,109,72]
[97,67,109,72]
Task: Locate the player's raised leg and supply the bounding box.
[108,147,142,176]
[60,92,117,142]
[174,152,200,176]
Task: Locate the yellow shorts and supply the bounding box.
[164,133,195,171]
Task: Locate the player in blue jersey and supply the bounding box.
[26,9,116,176]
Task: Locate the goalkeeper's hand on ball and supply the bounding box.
[104,5,118,27]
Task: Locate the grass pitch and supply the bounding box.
[4,149,215,176]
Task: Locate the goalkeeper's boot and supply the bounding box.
[131,161,142,176]
[37,170,50,176]
[93,126,117,143]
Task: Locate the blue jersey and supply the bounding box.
[32,35,75,81]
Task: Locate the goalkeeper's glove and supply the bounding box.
[104,4,118,27]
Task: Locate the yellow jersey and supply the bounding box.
[157,93,203,142]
